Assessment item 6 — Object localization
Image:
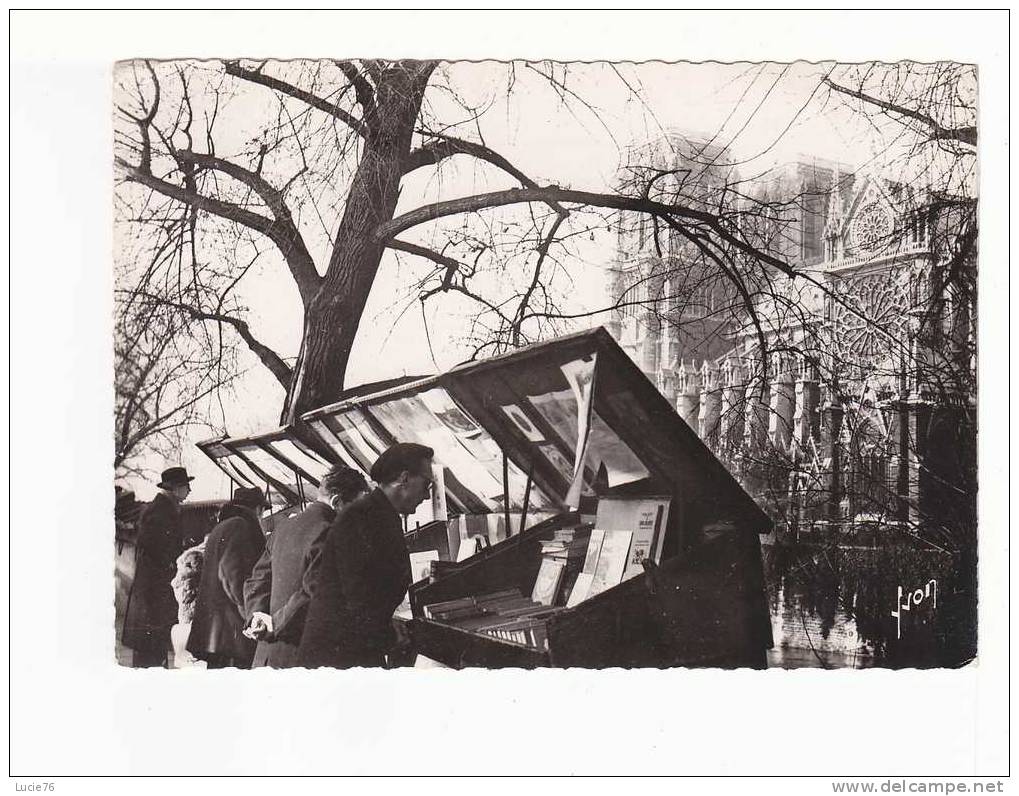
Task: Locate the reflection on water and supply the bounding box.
[768,646,878,669]
[762,539,976,669]
[768,583,875,669]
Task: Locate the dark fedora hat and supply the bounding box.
[158,466,195,490]
[232,486,269,510]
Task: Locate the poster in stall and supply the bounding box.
[372,394,505,510]
[561,354,597,508]
[500,403,546,443]
[270,438,332,482]
[429,464,447,522]
[419,389,483,439]
[538,442,574,482]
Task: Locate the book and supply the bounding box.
[595,497,672,581]
[582,528,605,574]
[475,590,529,609]
[481,616,549,647]
[423,598,472,619]
[423,588,522,619]
[623,502,668,580]
[455,534,489,562]
[531,558,566,605]
[409,550,439,583]
[429,560,460,579]
[652,500,677,564]
[588,530,633,598]
[424,581,566,651]
[554,524,593,539]
[566,572,595,608]
[541,544,588,565]
[491,603,563,620]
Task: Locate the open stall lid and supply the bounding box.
[301,327,771,534]
[196,437,267,491]
[196,427,334,505]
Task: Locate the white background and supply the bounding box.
[6,8,1012,787]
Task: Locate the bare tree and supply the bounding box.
[113,60,976,546]
[113,59,795,426]
[114,284,238,477]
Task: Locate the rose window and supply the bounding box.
[852,203,892,252]
[827,272,910,366]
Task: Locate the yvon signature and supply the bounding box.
[891,579,937,640]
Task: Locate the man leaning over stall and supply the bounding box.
[297,443,434,669]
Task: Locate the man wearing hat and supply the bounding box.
[186,487,267,669]
[122,466,195,667]
[298,443,434,669]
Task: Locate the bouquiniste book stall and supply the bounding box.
[197,428,333,504]
[196,427,337,532]
[197,378,452,554]
[294,328,774,669]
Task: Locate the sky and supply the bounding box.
[113,59,950,500]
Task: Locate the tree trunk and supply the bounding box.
[280,62,435,425]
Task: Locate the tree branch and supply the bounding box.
[118,157,322,307]
[512,214,566,345]
[121,376,233,462]
[404,134,569,217]
[334,60,376,116]
[375,186,795,276]
[117,60,161,173]
[175,150,321,304]
[119,158,275,235]
[210,314,293,389]
[673,224,770,383]
[386,239,464,289]
[131,291,293,389]
[224,60,368,138]
[420,281,514,327]
[823,77,977,147]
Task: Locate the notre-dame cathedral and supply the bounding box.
[606,131,976,551]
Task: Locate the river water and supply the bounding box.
[761,539,975,669]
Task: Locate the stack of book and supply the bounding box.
[422,588,564,651]
[561,498,672,607]
[423,588,523,621]
[534,524,593,606]
[541,526,592,566]
[563,527,636,607]
[478,610,559,649]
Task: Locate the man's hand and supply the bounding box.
[386,618,416,668]
[244,612,274,641]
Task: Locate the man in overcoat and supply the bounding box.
[297,443,434,669]
[122,466,194,667]
[243,465,369,668]
[186,487,267,669]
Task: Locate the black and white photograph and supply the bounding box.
[111,54,978,671]
[9,8,1010,783]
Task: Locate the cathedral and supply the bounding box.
[606,132,976,549]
